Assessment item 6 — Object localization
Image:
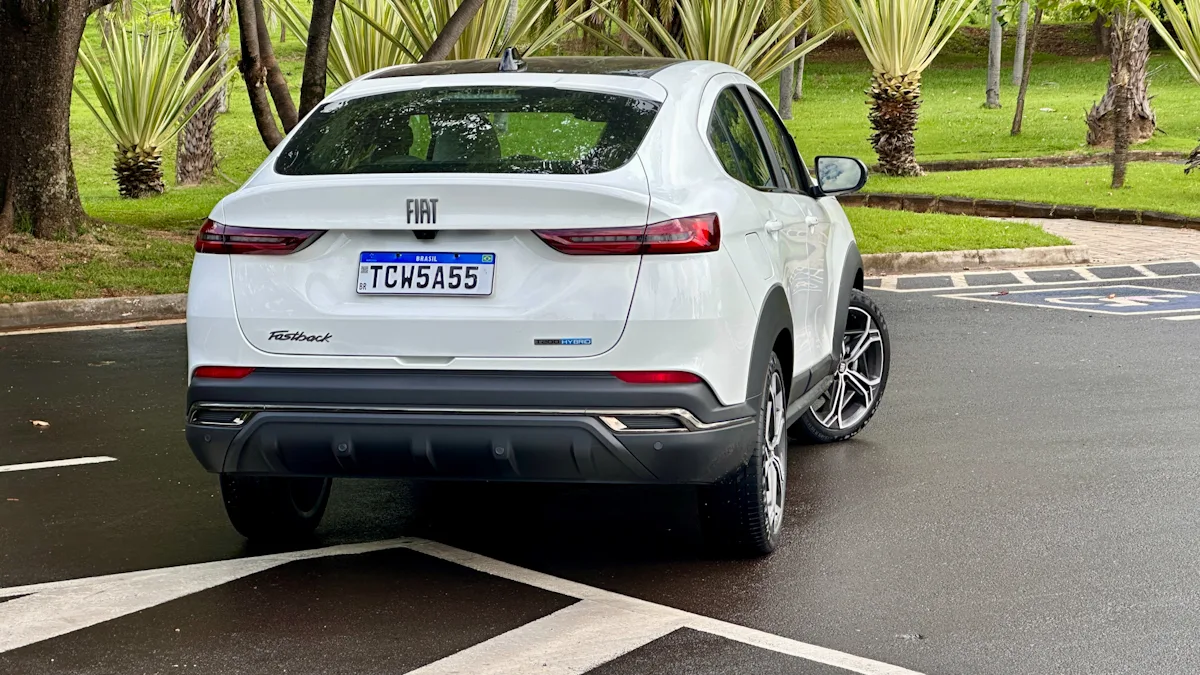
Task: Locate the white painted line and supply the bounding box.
[878,276,898,291]
[937,285,1200,316]
[873,268,1200,293]
[1076,268,1102,282]
[408,600,681,675]
[0,456,118,474]
[0,537,925,675]
[1010,270,1035,285]
[0,319,185,338]
[1130,264,1159,277]
[948,273,968,289]
[1160,314,1200,321]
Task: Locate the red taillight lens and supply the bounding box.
[195,219,324,255]
[193,366,256,379]
[612,371,702,384]
[535,214,719,255]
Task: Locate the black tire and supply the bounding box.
[796,289,890,444]
[220,475,332,541]
[699,352,788,557]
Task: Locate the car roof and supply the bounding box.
[367,56,685,80]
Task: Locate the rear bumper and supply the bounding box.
[185,369,758,484]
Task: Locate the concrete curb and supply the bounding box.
[842,193,1200,230]
[0,294,187,333]
[863,245,1090,276]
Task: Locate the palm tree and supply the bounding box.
[837,0,983,176]
[1136,0,1200,173]
[792,0,844,101]
[74,25,234,198]
[174,0,232,186]
[587,0,838,83]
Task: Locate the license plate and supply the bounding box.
[357,252,495,295]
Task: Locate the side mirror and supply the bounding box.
[814,156,868,195]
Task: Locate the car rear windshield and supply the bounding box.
[275,87,661,176]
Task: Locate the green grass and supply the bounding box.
[865,162,1200,217]
[848,207,1071,254]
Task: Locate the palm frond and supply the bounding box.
[837,0,981,77]
[1135,0,1200,85]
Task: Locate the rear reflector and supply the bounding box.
[612,371,702,384]
[193,366,256,379]
[195,219,324,255]
[535,214,719,255]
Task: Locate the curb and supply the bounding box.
[842,193,1200,230]
[0,294,187,333]
[863,245,1090,276]
[867,150,1186,174]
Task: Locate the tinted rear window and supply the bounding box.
[275,87,661,176]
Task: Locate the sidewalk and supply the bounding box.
[1010,218,1200,264]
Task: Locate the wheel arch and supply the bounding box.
[832,243,864,358]
[746,285,794,406]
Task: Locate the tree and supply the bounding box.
[1107,7,1140,187]
[1011,4,1045,134]
[837,0,983,176]
[1085,10,1156,147]
[299,0,337,118]
[1012,0,1030,85]
[176,0,233,185]
[1135,0,1200,173]
[780,37,796,118]
[792,0,843,100]
[0,0,118,240]
[985,0,1003,108]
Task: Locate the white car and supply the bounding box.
[185,56,891,555]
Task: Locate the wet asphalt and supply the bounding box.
[2,275,1199,674]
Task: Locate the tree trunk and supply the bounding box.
[1012,0,1029,86]
[1109,10,1135,189]
[299,0,338,119]
[420,0,488,62]
[1093,13,1111,55]
[216,32,230,113]
[793,27,807,101]
[985,0,1003,108]
[177,0,232,186]
[869,72,923,177]
[253,0,298,131]
[1186,143,1199,175]
[236,0,285,149]
[1011,7,1042,136]
[0,0,113,240]
[779,38,795,120]
[1086,12,1155,147]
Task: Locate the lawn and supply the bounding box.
[865,162,1200,217]
[847,208,1070,254]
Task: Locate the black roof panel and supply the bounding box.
[368,56,683,80]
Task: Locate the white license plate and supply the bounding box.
[357,252,495,295]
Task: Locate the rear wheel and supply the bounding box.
[220,475,332,541]
[700,352,787,556]
[796,289,890,443]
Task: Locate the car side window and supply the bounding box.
[746,90,808,192]
[707,89,775,190]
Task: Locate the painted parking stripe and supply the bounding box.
[870,259,1200,293]
[0,456,117,474]
[1160,314,1200,321]
[0,537,924,675]
[938,285,1200,316]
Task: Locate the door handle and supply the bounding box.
[765,219,785,232]
[805,216,820,230]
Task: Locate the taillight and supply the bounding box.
[195,219,324,255]
[193,366,256,379]
[612,371,702,384]
[535,214,719,255]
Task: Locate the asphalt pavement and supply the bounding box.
[2,274,1199,675]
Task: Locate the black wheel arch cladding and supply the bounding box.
[832,243,864,358]
[745,285,792,406]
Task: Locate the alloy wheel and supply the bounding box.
[809,306,886,431]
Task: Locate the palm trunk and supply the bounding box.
[779,38,795,120]
[793,27,807,101]
[869,72,923,177]
[216,33,230,113]
[115,145,165,199]
[1012,0,1029,86]
[985,0,1003,108]
[177,0,231,186]
[1110,11,1135,189]
[1086,12,1155,147]
[1011,7,1042,136]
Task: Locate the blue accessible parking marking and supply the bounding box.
[941,285,1200,316]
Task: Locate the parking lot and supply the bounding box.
[3,271,1200,675]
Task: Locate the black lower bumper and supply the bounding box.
[186,369,758,484]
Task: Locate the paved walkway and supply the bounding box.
[1010,217,1200,264]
